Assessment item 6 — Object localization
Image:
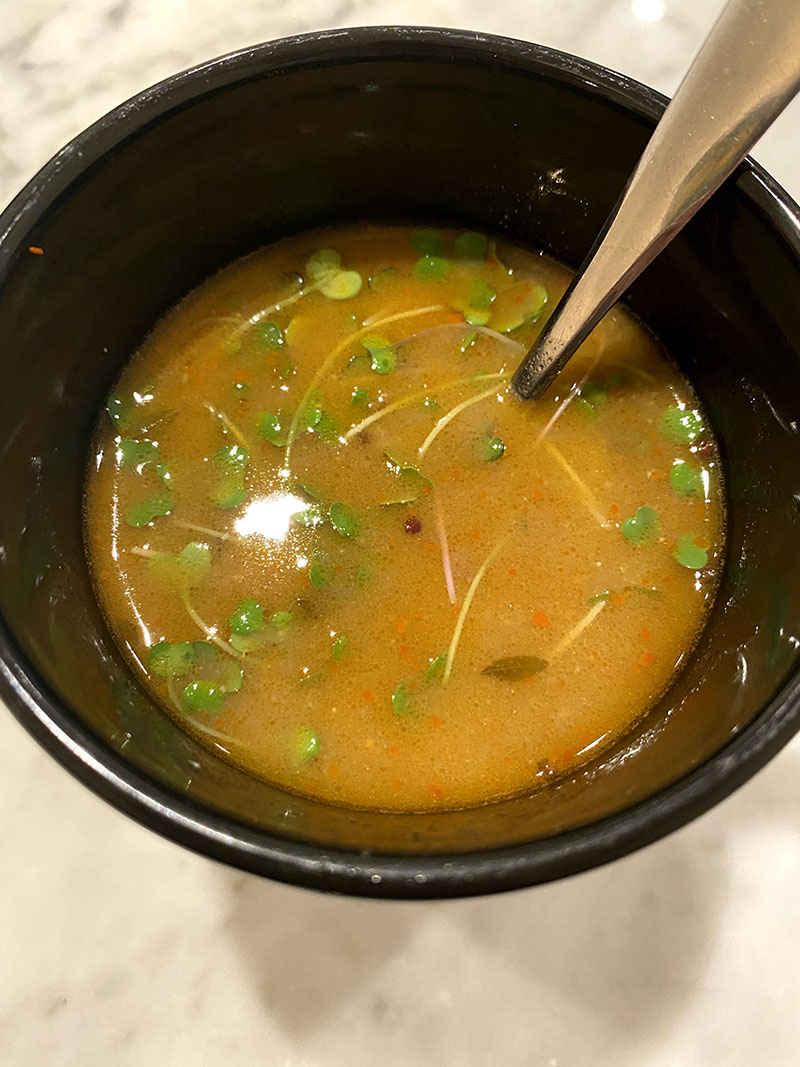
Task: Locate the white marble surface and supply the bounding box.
[2,1,800,1064]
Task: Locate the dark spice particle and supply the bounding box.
[404,516,422,535]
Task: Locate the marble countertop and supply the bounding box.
[2,1,800,1064]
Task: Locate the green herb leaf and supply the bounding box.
[382,454,433,504]
[118,438,161,472]
[392,681,412,715]
[577,381,607,414]
[107,395,133,431]
[670,461,704,496]
[622,506,660,547]
[332,635,348,660]
[409,229,445,257]
[146,541,211,588]
[256,410,289,447]
[210,444,248,509]
[362,335,396,375]
[125,489,174,527]
[182,680,226,714]
[477,434,505,461]
[292,503,326,528]
[414,255,450,281]
[425,653,447,681]
[149,640,202,678]
[673,535,708,570]
[660,406,704,444]
[309,558,333,590]
[295,725,321,761]
[306,248,342,282]
[459,330,478,355]
[329,502,359,538]
[228,597,264,635]
[490,283,548,333]
[319,270,362,300]
[269,610,293,634]
[481,655,548,681]
[454,232,488,260]
[351,386,370,407]
[255,320,283,349]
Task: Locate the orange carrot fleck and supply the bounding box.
[609,503,619,516]
[480,491,488,499]
[694,536,709,548]
[392,779,404,791]
[429,714,442,729]
[362,689,375,704]
[534,610,550,628]
[28,246,44,255]
[508,568,517,577]
[388,744,400,756]
[215,718,225,730]
[641,627,651,643]
[533,490,544,501]
[425,540,436,551]
[639,651,654,667]
[444,312,463,324]
[327,764,340,779]
[471,528,480,541]
[427,782,444,799]
[503,755,511,763]
[451,468,461,479]
[393,618,407,634]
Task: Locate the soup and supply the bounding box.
[85,224,724,812]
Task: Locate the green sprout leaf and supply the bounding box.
[622,506,660,547]
[425,653,447,681]
[107,395,133,431]
[670,461,705,496]
[306,248,342,282]
[477,434,505,461]
[329,502,359,538]
[674,535,709,570]
[118,438,162,472]
[146,541,211,588]
[409,229,445,256]
[332,635,348,661]
[256,410,289,447]
[661,406,704,444]
[392,681,412,716]
[149,640,206,678]
[382,454,433,505]
[295,725,321,762]
[490,283,548,333]
[320,270,362,300]
[351,386,370,407]
[362,335,396,375]
[255,320,283,349]
[454,232,488,260]
[577,381,608,414]
[482,655,548,681]
[269,610,293,634]
[309,558,333,590]
[414,255,450,282]
[210,444,248,509]
[125,489,174,527]
[292,503,326,528]
[228,597,264,635]
[182,680,226,714]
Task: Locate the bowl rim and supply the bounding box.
[2,25,800,899]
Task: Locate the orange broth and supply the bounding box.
[84,224,725,811]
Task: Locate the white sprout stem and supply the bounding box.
[549,600,607,660]
[433,493,457,605]
[418,383,505,460]
[204,402,252,451]
[443,539,507,684]
[385,322,526,354]
[542,441,608,527]
[229,284,319,341]
[129,546,160,559]
[283,304,444,468]
[180,590,245,660]
[343,372,507,441]
[173,520,235,542]
[537,354,602,442]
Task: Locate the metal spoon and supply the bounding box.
[512,0,800,401]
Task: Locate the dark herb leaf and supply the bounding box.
[482,655,548,681]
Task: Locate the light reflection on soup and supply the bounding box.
[85,224,725,812]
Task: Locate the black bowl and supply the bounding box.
[2,27,800,899]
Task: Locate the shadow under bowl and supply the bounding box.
[2,27,800,898]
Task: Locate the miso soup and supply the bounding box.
[85,224,725,812]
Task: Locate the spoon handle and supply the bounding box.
[512,0,800,400]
